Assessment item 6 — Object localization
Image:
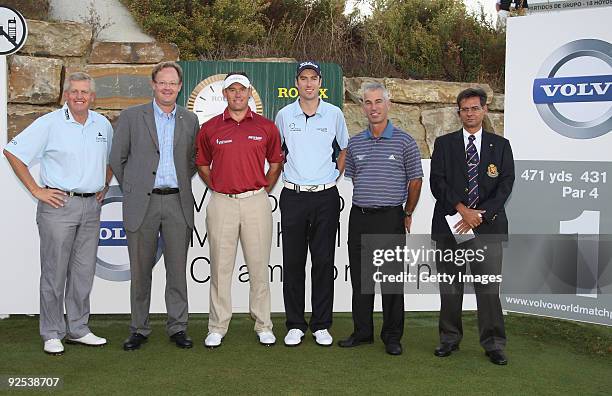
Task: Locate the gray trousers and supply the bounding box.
[37,196,101,341]
[126,193,190,337]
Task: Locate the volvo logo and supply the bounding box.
[96,185,163,281]
[532,39,612,139]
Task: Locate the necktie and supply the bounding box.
[466,135,479,208]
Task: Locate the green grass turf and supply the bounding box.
[0,312,610,395]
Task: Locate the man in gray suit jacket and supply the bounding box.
[110,61,199,351]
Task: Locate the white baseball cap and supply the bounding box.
[223,74,251,89]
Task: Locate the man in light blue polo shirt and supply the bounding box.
[3,72,113,355]
[275,61,349,347]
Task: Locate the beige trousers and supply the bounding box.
[206,189,273,335]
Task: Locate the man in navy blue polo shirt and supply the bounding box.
[275,61,349,347]
[338,82,423,355]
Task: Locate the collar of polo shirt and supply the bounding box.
[62,103,93,126]
[290,98,328,117]
[366,120,394,139]
[222,106,254,122]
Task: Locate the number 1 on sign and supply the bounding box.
[559,211,600,299]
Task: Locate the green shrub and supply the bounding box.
[122,0,506,90]
[368,0,505,85]
[120,0,268,59]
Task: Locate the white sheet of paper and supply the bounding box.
[445,212,475,244]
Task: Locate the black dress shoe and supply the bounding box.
[485,350,508,365]
[337,335,374,348]
[385,342,402,356]
[170,331,193,349]
[434,343,459,357]
[123,333,148,351]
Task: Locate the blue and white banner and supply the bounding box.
[504,7,612,325]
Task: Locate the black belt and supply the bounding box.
[152,188,179,195]
[353,205,402,214]
[45,186,95,197]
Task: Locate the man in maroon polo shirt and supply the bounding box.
[196,72,283,348]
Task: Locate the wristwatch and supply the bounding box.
[404,211,412,217]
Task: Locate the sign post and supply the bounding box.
[0,5,28,319]
[0,4,28,144]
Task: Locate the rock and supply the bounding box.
[61,57,89,71]
[19,20,92,57]
[7,104,58,141]
[97,109,121,129]
[384,79,493,105]
[88,42,180,64]
[489,93,504,111]
[343,103,367,137]
[388,104,428,158]
[65,65,154,109]
[485,112,505,136]
[8,55,62,105]
[342,103,428,158]
[344,77,385,104]
[421,107,462,155]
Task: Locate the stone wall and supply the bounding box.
[343,78,505,158]
[7,19,179,142]
[7,20,504,159]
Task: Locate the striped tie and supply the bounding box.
[466,135,479,208]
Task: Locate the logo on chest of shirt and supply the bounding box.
[247,135,263,141]
[288,123,301,133]
[388,154,397,160]
[216,138,233,145]
[316,127,328,133]
[356,155,366,161]
[96,132,107,143]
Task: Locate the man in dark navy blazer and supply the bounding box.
[430,88,515,365]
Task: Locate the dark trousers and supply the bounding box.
[347,205,405,344]
[280,187,340,332]
[436,237,506,352]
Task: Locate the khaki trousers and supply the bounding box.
[206,190,273,335]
